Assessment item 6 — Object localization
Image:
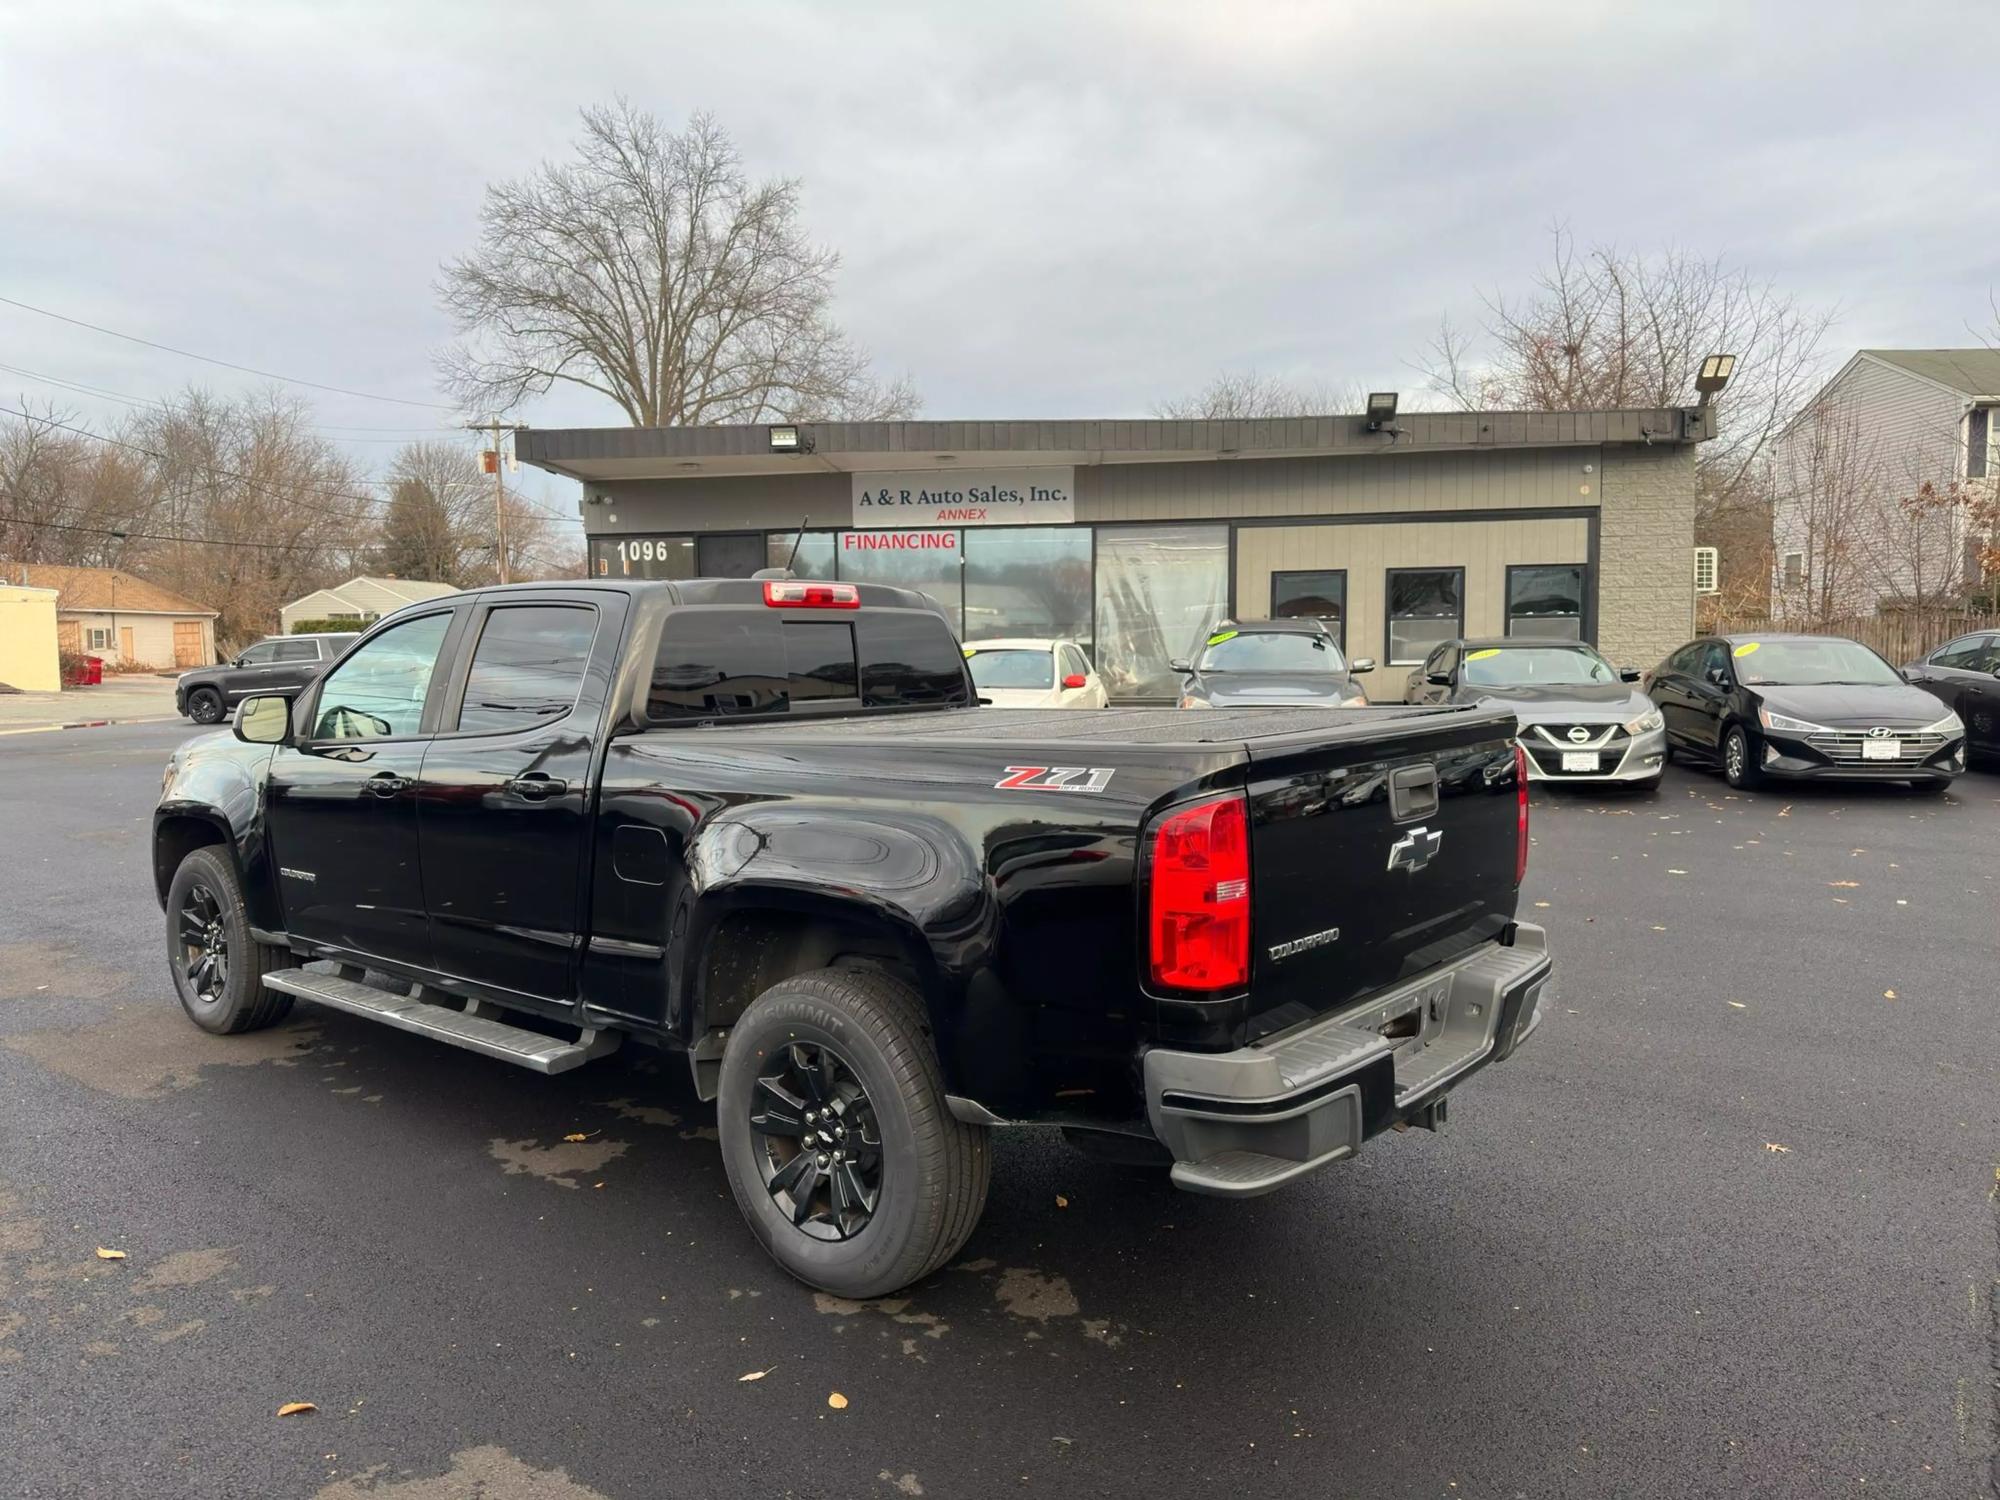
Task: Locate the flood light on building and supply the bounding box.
[1695,354,1737,405]
[1365,392,1399,431]
[768,424,801,452]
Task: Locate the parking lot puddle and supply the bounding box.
[487,1136,628,1188]
[313,1445,610,1499]
[2,1005,322,1098]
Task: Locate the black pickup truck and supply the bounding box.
[154,577,1550,1296]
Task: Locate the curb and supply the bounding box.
[0,714,185,737]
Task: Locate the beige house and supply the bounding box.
[0,583,61,691]
[279,575,458,632]
[5,564,217,669]
[523,406,1714,700]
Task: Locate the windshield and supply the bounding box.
[967,649,1053,690]
[1461,645,1614,687]
[1731,638,1902,687]
[1198,631,1345,674]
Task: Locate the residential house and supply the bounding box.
[4,563,218,668]
[278,575,457,632]
[1771,349,2000,618]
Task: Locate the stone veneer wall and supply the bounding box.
[1597,443,1698,669]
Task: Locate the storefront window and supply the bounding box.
[1271,569,1346,647]
[962,528,1092,646]
[1386,567,1464,664]
[834,529,964,625]
[1095,524,1228,698]
[590,535,696,580]
[767,531,838,579]
[1506,564,1586,639]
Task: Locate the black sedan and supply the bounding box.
[1644,633,1967,791]
[1172,619,1376,708]
[1902,629,2000,759]
[1405,637,1665,788]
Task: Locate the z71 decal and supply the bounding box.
[995,766,1116,793]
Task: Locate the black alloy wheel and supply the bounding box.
[187,688,223,724]
[749,1041,884,1241]
[177,881,231,1003]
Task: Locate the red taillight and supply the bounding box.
[1514,742,1530,885]
[762,579,859,609]
[1148,793,1251,992]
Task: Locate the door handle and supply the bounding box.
[366,772,409,798]
[505,772,569,800]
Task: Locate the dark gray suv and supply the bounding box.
[175,632,360,724]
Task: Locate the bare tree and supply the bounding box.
[0,401,154,568]
[1771,400,1883,625]
[438,102,919,427]
[1152,371,1370,420]
[1421,226,1836,521]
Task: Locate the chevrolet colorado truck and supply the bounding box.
[154,577,1550,1297]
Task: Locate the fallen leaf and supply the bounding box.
[738,1369,771,1383]
[1776,806,1791,817]
[1763,1143,1791,1154]
[562,1131,597,1143]
[1727,1001,1746,1010]
[1650,925,1667,932]
[1883,989,1898,1000]
[1666,869,1688,876]
[827,1392,849,1410]
[276,1402,317,1417]
[1828,880,1859,889]
[1055,1194,1069,1209]
[94,1247,127,1261]
[1533,901,1551,908]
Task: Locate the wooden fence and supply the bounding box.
[1709,610,2000,663]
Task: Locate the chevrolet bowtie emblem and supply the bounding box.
[1387,825,1443,873]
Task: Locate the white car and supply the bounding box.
[965,638,1109,708]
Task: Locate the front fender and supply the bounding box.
[153,738,281,931]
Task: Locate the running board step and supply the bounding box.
[261,969,619,1074]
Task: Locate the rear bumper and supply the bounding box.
[1142,924,1551,1197]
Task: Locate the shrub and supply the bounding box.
[288,617,367,635]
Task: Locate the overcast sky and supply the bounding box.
[4,0,1997,516]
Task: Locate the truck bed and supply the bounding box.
[663,702,1486,746]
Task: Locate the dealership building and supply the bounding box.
[520,405,1713,701]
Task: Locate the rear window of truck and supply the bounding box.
[647,608,969,722]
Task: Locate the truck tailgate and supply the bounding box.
[1240,706,1520,1040]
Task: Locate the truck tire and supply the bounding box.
[717,967,989,1298]
[165,846,294,1035]
[185,687,224,725]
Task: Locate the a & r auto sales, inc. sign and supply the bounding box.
[850,467,1075,528]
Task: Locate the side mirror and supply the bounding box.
[1168,658,1192,674]
[1349,657,1377,673]
[1061,673,1088,690]
[1619,667,1642,683]
[1425,670,1451,686]
[233,693,293,746]
[1705,666,1729,687]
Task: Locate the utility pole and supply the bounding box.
[465,417,529,583]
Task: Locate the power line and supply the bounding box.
[0,509,320,552]
[0,405,579,533]
[0,293,461,411]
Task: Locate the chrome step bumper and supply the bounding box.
[1143,925,1550,1197]
[261,969,619,1075]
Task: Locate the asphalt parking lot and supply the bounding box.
[1,720,1994,1500]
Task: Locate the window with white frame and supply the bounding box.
[1781,551,1805,588]
[86,627,112,650]
[1693,547,1719,594]
[1968,407,1995,480]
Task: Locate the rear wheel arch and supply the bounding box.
[687,894,937,1042]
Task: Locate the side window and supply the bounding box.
[238,641,281,666]
[649,613,787,721]
[1931,635,1987,670]
[1700,642,1731,680]
[272,639,321,664]
[1665,642,1700,675]
[1061,645,1089,678]
[311,613,453,742]
[456,606,598,734]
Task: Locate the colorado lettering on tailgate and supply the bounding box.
[994,766,1116,792]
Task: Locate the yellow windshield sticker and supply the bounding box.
[1733,641,1760,657]
[962,646,978,658]
[1206,630,1239,645]
[1465,648,1501,660]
